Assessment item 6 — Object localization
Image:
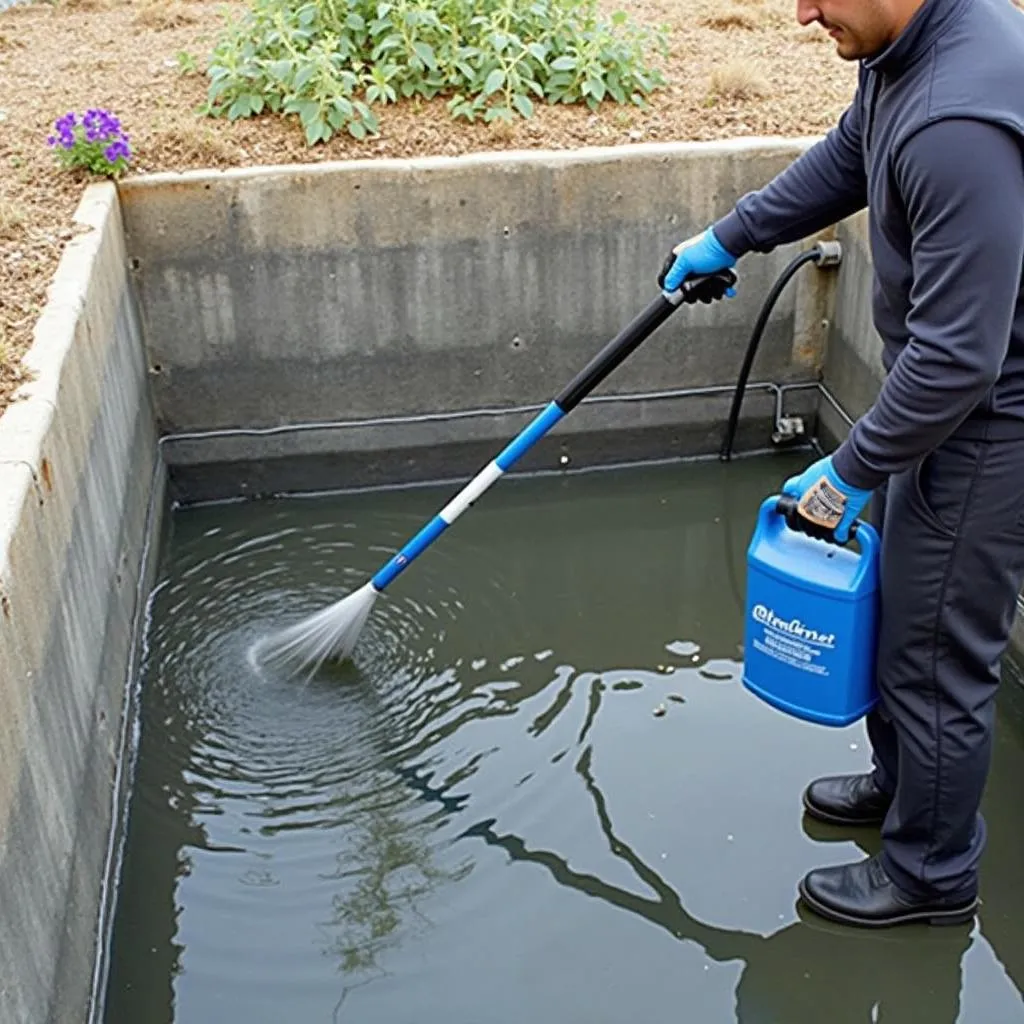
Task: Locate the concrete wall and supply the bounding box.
[0,138,857,1020]
[816,211,883,446]
[0,184,163,1023]
[117,139,841,502]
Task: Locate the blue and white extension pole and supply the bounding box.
[251,268,738,678]
[369,400,565,591]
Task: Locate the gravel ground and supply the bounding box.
[0,0,865,414]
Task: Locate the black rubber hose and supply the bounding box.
[719,246,826,462]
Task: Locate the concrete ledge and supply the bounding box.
[0,184,161,1023]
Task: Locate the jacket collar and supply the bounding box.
[862,0,969,74]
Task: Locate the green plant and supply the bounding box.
[202,0,668,145]
[177,50,201,76]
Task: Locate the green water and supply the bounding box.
[102,455,1024,1023]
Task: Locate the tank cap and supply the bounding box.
[777,493,857,546]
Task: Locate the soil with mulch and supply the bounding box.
[0,0,862,416]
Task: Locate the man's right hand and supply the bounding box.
[660,228,737,293]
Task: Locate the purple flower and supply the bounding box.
[104,139,131,163]
[55,112,76,134]
[49,107,132,173]
[51,111,79,148]
[84,109,110,138]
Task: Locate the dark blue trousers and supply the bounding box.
[867,434,1024,899]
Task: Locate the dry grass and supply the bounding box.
[708,62,771,102]
[0,0,866,417]
[150,123,237,164]
[132,0,198,31]
[793,23,832,44]
[0,327,29,412]
[700,7,764,31]
[0,197,25,240]
[700,0,794,33]
[56,0,111,11]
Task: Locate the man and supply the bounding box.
[664,0,1024,928]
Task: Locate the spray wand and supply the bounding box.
[250,267,737,678]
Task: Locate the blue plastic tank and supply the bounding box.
[742,494,880,727]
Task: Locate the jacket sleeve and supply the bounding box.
[831,117,1024,491]
[711,86,868,257]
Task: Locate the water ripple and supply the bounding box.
[110,467,809,1023]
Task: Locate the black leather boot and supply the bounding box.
[799,854,978,928]
[802,772,891,826]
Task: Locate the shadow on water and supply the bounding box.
[401,753,974,1024]
[101,456,1024,1024]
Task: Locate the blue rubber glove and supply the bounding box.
[782,454,872,543]
[662,227,738,294]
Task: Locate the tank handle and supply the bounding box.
[764,495,880,587]
[775,493,859,547]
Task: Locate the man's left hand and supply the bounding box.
[782,454,872,543]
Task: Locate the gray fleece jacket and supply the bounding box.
[712,0,1024,491]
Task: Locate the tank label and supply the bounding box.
[750,603,835,675]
